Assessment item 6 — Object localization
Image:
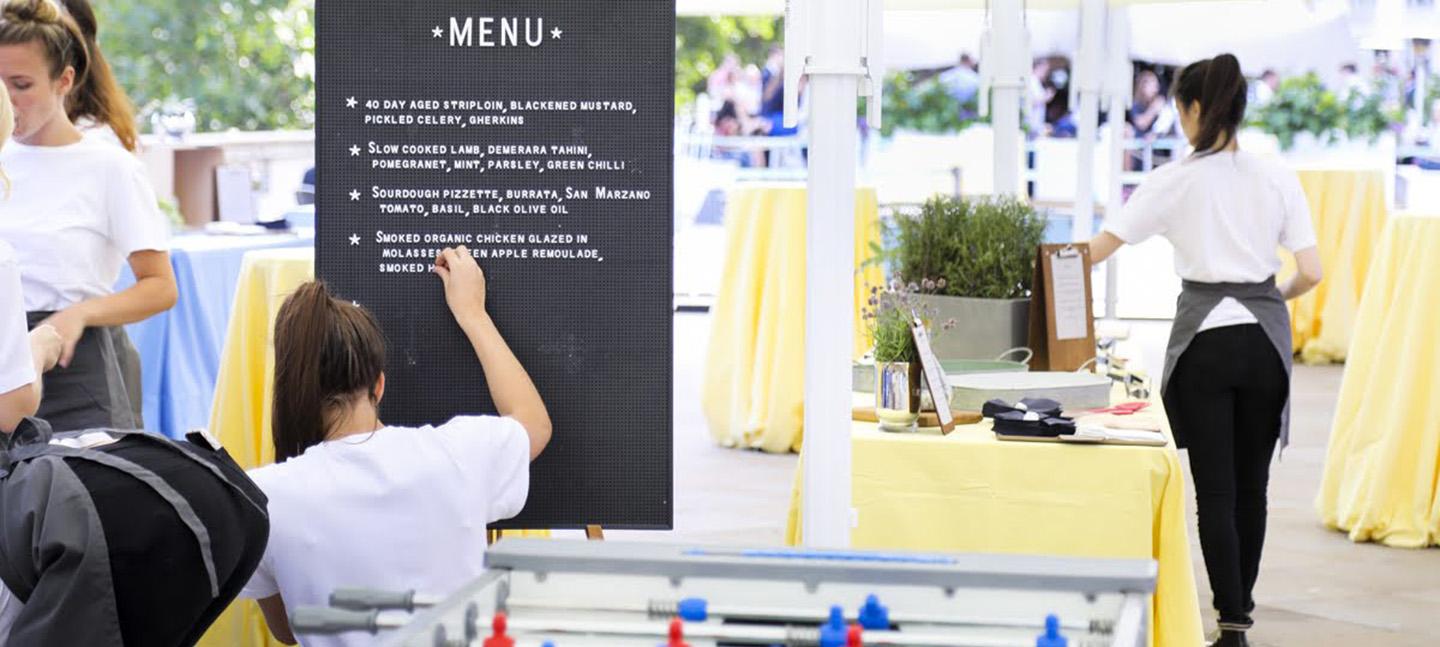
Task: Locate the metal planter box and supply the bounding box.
[921,294,1030,361]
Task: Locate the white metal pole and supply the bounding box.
[1072,0,1105,242]
[1103,7,1130,320]
[990,0,1025,196]
[800,0,864,549]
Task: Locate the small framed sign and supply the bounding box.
[911,317,956,434]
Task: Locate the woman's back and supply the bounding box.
[241,416,530,647]
[1109,150,1316,284]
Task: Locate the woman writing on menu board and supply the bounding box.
[0,0,175,431]
[1085,54,1322,647]
[240,247,551,646]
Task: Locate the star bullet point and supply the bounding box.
[432,26,444,38]
[349,233,361,246]
[349,189,361,201]
[349,144,360,156]
[345,96,357,109]
[551,27,563,40]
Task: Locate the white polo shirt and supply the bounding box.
[1104,150,1318,330]
[0,138,169,312]
[240,415,531,647]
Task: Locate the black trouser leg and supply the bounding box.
[1171,325,1286,629]
[1232,327,1286,616]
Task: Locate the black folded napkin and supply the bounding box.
[992,410,1077,437]
[981,397,1064,419]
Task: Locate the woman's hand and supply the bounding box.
[39,308,88,369]
[29,324,63,373]
[433,246,487,324]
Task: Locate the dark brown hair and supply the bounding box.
[1174,53,1247,157]
[271,281,387,462]
[0,0,139,151]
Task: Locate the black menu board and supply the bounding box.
[316,1,674,529]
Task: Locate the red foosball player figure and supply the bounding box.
[483,612,514,647]
[847,623,864,647]
[665,617,690,647]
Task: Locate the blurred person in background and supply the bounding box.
[939,52,981,120]
[1252,69,1279,106]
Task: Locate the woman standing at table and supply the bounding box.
[0,0,175,431]
[1086,54,1323,647]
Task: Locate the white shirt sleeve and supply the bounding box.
[437,415,532,522]
[1278,172,1319,252]
[238,548,279,600]
[106,156,170,257]
[1104,167,1174,244]
[0,247,35,395]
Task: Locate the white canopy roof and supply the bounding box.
[678,0,1360,75]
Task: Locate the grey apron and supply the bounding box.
[1161,278,1293,450]
[0,418,269,646]
[25,312,143,432]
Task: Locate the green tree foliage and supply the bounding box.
[96,0,315,132]
[880,71,982,138]
[675,16,781,112]
[1249,72,1401,149]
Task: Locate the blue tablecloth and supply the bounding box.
[115,231,312,438]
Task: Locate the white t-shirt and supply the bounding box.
[0,138,170,312]
[1105,150,1318,331]
[0,241,33,396]
[240,416,531,647]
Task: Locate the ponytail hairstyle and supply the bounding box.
[1173,53,1247,157]
[271,281,388,462]
[0,0,138,152]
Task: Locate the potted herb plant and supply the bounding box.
[886,194,1046,361]
[862,280,955,431]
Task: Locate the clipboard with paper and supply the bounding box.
[1027,243,1097,371]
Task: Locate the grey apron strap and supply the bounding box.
[28,443,222,597]
[1161,278,1294,450]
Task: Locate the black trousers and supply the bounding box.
[1168,324,1287,629]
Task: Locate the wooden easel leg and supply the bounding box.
[585,525,604,541]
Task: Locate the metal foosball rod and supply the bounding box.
[496,615,1037,647]
[503,596,1094,633]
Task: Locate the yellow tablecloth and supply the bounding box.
[786,406,1203,647]
[1316,212,1440,548]
[701,184,883,453]
[198,248,544,647]
[1286,168,1389,364]
[198,247,313,647]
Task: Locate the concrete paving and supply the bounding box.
[598,313,1437,646]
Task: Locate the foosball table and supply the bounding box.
[291,539,1155,647]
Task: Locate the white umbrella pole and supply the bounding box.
[798,0,866,550]
[1103,7,1131,320]
[1072,0,1105,242]
[990,0,1026,196]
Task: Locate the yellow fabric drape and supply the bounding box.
[786,395,1203,647]
[701,185,884,453]
[1284,169,1388,364]
[197,248,312,647]
[1316,213,1440,548]
[198,248,545,647]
